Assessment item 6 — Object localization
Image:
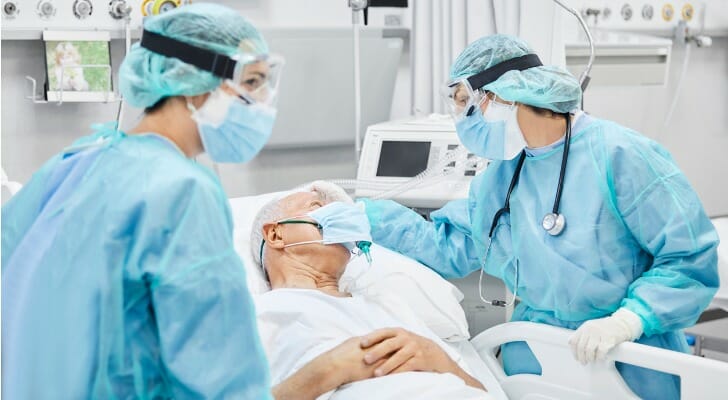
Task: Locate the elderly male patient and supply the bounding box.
[250,183,489,400]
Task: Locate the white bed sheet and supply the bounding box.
[255,288,498,399]
[327,371,491,400]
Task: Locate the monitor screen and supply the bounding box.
[376,141,431,177]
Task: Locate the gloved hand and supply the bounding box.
[308,180,353,204]
[569,308,643,364]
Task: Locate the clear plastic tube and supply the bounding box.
[115,20,132,132]
[352,10,363,164]
[324,146,472,200]
[663,42,692,130]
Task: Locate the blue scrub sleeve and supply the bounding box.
[2,157,60,269]
[149,183,272,399]
[360,198,481,278]
[611,138,719,337]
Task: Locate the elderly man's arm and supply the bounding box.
[273,336,385,400]
[360,328,486,391]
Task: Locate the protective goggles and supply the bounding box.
[140,30,284,106]
[441,54,542,121]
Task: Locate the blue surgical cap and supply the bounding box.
[119,3,269,108]
[450,34,582,113]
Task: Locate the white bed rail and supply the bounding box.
[471,321,728,400]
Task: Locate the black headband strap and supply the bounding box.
[467,54,542,91]
[140,29,236,80]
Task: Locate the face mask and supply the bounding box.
[188,88,277,163]
[455,99,527,160]
[279,202,373,263]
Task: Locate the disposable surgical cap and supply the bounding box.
[119,3,269,108]
[450,34,582,113]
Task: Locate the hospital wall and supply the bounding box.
[581,39,728,218]
[1,1,727,219]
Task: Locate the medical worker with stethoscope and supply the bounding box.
[359,34,719,400]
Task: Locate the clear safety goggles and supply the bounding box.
[440,79,488,122]
[441,82,517,123]
[140,30,285,106]
[440,53,544,121]
[226,52,284,106]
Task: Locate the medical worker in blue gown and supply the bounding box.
[2,4,283,399]
[360,35,719,400]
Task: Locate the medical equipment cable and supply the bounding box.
[662,42,691,130]
[115,19,132,133]
[551,0,594,111]
[327,146,467,193]
[352,5,364,164]
[552,0,593,93]
[369,149,467,200]
[663,9,711,131]
[326,145,471,200]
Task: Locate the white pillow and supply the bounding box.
[229,192,470,341]
[230,190,292,295]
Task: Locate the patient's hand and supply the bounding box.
[325,336,387,384]
[273,336,385,400]
[360,328,486,391]
[359,328,450,376]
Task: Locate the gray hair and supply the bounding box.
[250,197,287,268]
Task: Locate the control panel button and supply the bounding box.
[73,0,93,19]
[37,0,56,19]
[641,4,654,20]
[3,1,19,18]
[109,0,132,19]
[620,4,633,21]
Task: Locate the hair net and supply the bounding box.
[119,3,269,108]
[450,34,582,113]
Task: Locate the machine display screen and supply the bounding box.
[376,141,431,177]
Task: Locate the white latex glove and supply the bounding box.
[308,180,353,204]
[569,308,643,364]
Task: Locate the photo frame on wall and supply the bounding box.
[43,30,113,103]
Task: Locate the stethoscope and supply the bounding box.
[479,112,572,307]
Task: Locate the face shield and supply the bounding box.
[441,54,543,122]
[140,30,284,106]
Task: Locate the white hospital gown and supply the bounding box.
[255,288,491,400]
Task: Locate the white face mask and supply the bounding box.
[455,97,527,161]
[482,98,516,122]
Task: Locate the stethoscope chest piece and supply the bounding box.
[542,213,566,236]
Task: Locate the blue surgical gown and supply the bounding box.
[2,127,272,399]
[363,114,719,400]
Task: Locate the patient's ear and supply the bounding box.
[263,223,286,249]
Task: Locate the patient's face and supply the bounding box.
[264,191,351,284]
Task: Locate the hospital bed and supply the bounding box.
[470,321,728,400]
[230,192,728,400]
